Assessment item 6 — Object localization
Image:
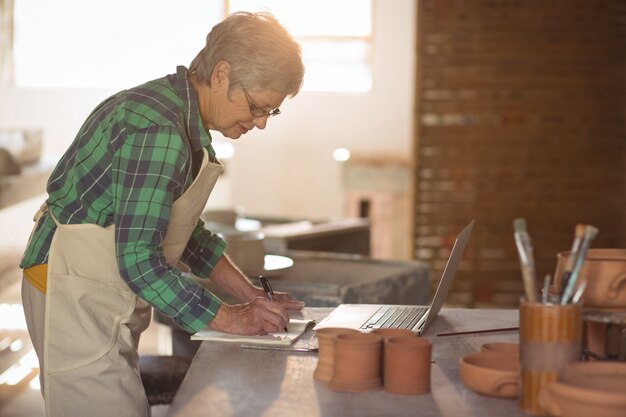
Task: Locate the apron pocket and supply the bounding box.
[46,274,136,373]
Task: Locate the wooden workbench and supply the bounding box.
[166,308,523,417]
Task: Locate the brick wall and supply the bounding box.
[413,0,626,307]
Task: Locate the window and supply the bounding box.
[12,0,222,88]
[10,0,373,92]
[227,0,373,92]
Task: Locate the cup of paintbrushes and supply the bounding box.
[518,301,582,416]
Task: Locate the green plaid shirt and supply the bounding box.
[20,66,226,333]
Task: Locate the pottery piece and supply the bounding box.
[384,336,432,395]
[371,328,417,340]
[539,362,626,417]
[554,248,626,308]
[459,351,519,398]
[519,301,582,416]
[329,332,383,392]
[313,327,359,382]
[481,342,519,356]
[372,329,418,384]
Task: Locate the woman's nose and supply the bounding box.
[252,116,268,130]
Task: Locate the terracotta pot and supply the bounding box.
[371,328,417,340]
[459,351,519,398]
[554,248,626,308]
[313,328,359,382]
[539,362,626,417]
[481,342,519,356]
[384,337,432,395]
[583,320,607,359]
[329,332,383,392]
[372,329,418,384]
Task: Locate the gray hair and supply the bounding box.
[190,11,304,97]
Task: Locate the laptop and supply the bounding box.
[314,220,474,336]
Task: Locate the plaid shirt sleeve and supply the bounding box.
[112,125,224,333]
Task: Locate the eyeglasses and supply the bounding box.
[243,88,281,118]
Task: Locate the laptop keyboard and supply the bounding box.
[360,306,428,330]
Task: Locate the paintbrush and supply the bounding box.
[541,274,551,304]
[558,224,585,300]
[560,225,599,305]
[513,218,537,302]
[572,280,588,304]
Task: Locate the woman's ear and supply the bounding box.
[211,60,231,91]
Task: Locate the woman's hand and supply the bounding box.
[251,286,305,310]
[271,290,305,310]
[208,298,290,335]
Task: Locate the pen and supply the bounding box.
[259,275,288,332]
[259,275,274,301]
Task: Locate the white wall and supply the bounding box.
[0,0,416,220]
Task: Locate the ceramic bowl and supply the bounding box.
[480,342,519,356]
[459,351,519,398]
[553,249,626,308]
[539,362,626,417]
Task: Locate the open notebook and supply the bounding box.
[191,318,316,346]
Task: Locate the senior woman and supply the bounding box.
[19,11,305,417]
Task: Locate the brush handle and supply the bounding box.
[560,238,593,304]
[558,235,583,298]
[515,232,537,302]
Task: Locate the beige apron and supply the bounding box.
[40,148,222,417]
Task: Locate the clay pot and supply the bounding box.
[539,362,626,417]
[554,248,626,308]
[481,342,519,356]
[459,351,519,398]
[371,328,417,340]
[384,337,432,395]
[329,332,383,392]
[313,328,359,382]
[372,329,418,384]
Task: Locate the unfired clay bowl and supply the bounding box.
[553,248,626,308]
[459,351,519,398]
[539,362,626,417]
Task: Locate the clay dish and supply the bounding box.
[480,342,519,356]
[539,362,626,417]
[459,352,519,398]
[554,248,626,308]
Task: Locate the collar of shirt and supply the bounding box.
[170,65,215,160]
